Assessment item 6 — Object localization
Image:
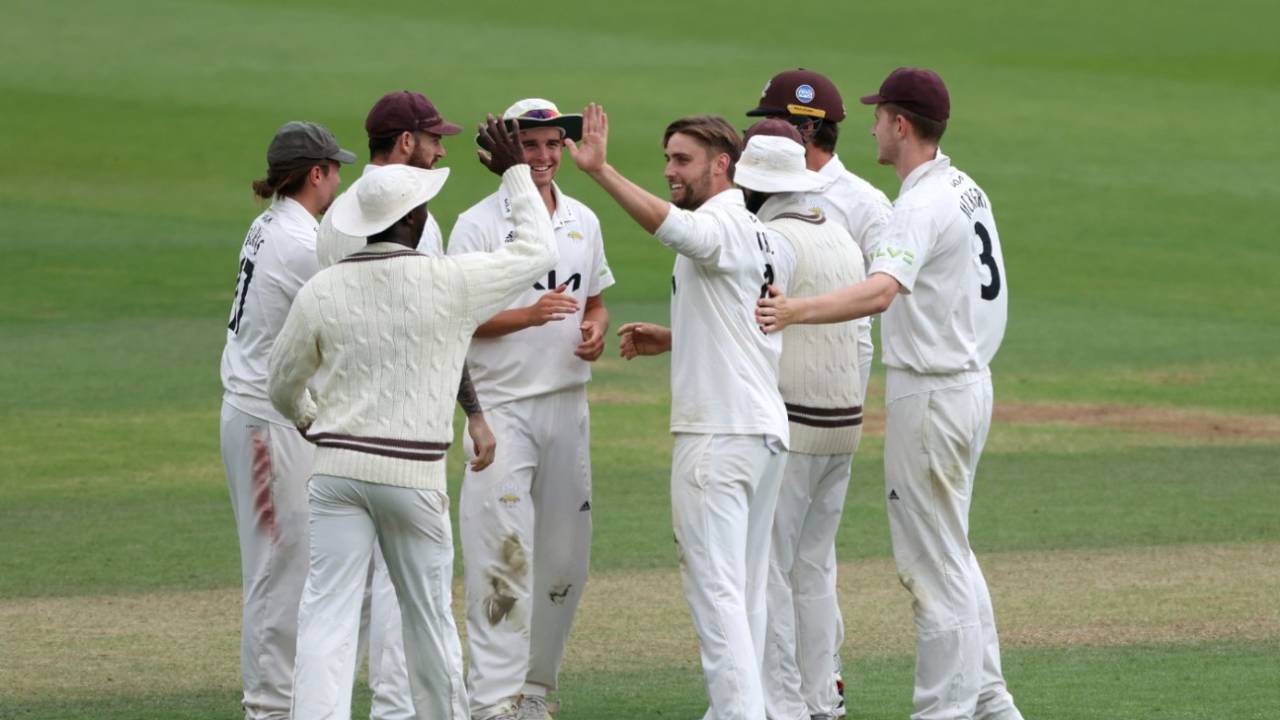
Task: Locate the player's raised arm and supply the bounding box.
[567,103,671,234]
[755,272,901,334]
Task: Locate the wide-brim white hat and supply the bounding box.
[328,164,450,238]
[735,135,828,194]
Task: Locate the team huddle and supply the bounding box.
[219,66,1023,720]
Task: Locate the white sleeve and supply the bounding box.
[586,212,615,296]
[653,204,729,269]
[854,193,893,266]
[267,286,320,428]
[868,203,932,294]
[454,166,558,323]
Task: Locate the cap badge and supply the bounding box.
[795,84,816,103]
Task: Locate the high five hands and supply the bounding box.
[566,103,608,175]
[476,115,523,176]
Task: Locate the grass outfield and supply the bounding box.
[2,1,1278,719]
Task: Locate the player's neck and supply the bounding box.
[539,184,557,216]
[288,189,325,218]
[805,147,833,173]
[895,143,939,182]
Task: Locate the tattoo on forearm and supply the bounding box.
[457,366,483,417]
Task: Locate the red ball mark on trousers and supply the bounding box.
[250,429,278,542]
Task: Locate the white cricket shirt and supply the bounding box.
[448,183,615,409]
[813,153,893,265]
[869,151,1008,377]
[656,188,790,444]
[221,195,321,426]
[316,163,445,268]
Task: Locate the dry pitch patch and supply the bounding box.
[4,541,1276,699]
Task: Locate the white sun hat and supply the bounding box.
[328,164,450,238]
[734,134,828,194]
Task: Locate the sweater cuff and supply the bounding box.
[501,164,536,197]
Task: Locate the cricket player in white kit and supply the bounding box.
[448,99,613,720]
[268,117,558,720]
[733,123,867,720]
[568,107,791,720]
[747,71,892,715]
[757,67,1024,720]
[220,121,355,720]
[314,90,497,720]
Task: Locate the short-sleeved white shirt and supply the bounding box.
[221,195,321,426]
[316,163,444,268]
[447,183,615,409]
[655,188,790,444]
[869,151,1008,374]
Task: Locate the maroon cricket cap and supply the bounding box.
[859,67,950,122]
[746,69,846,123]
[365,90,463,139]
[743,118,803,145]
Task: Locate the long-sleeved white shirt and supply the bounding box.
[267,165,558,490]
[655,188,790,445]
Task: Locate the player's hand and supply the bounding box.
[617,322,672,359]
[755,285,800,334]
[477,115,523,176]
[525,284,579,326]
[575,320,606,361]
[466,413,497,471]
[566,103,608,175]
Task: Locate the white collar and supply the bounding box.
[272,195,318,230]
[899,149,951,195]
[498,180,574,227]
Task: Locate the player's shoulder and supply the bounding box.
[558,191,600,224]
[455,189,505,225]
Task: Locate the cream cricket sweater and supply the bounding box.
[763,197,867,455]
[267,165,558,490]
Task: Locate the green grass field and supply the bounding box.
[2,1,1278,718]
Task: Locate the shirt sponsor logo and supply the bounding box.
[795,84,816,103]
[873,246,915,265]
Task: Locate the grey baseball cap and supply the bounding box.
[266,121,357,168]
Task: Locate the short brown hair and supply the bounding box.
[251,162,331,200]
[663,115,742,178]
[882,103,947,143]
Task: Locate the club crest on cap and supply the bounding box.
[795,84,816,103]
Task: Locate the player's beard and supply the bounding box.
[409,141,437,170]
[672,167,713,210]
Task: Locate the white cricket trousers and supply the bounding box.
[763,451,853,720]
[292,474,468,720]
[222,402,313,720]
[460,387,592,719]
[883,368,1022,720]
[672,433,785,720]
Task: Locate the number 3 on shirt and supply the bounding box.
[974,222,1001,301]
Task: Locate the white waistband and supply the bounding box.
[884,366,990,403]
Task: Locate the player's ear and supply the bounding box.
[399,130,415,154]
[713,152,731,178]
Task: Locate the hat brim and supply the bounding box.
[745,104,783,117]
[475,115,584,147]
[328,166,450,239]
[423,118,464,136]
[735,165,829,195]
[328,148,358,164]
[859,93,888,106]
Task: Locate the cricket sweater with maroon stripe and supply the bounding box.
[267,165,557,491]
[762,197,867,455]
